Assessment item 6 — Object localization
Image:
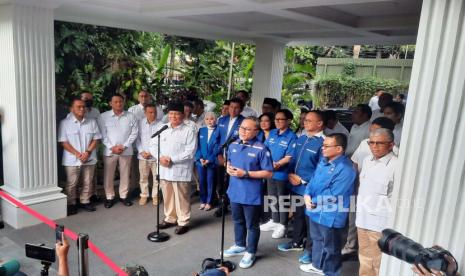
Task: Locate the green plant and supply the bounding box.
[314,75,409,108]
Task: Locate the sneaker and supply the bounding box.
[271,224,286,239]
[299,250,312,264]
[223,245,246,257]
[239,252,256,269]
[139,197,148,206]
[299,263,324,275]
[259,219,277,232]
[278,241,304,252]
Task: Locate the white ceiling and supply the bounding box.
[4,0,422,45]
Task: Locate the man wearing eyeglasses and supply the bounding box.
[300,133,356,275]
[278,111,325,265]
[356,128,398,276]
[222,117,273,269]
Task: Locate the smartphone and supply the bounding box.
[55,224,64,243]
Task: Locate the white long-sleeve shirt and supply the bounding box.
[324,121,350,137]
[136,119,159,161]
[346,121,371,156]
[149,122,197,182]
[128,103,164,122]
[98,110,139,156]
[356,152,398,232]
[150,122,197,181]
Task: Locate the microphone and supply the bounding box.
[0,260,20,276]
[221,135,237,150]
[151,125,169,138]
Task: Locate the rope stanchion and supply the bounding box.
[0,190,128,276]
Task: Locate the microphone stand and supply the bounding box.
[202,139,236,272]
[147,133,169,242]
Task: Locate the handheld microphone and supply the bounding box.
[151,125,169,138]
[0,260,20,276]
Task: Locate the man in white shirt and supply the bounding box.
[128,90,164,122]
[346,104,372,157]
[351,117,398,172]
[80,91,100,120]
[368,89,384,111]
[136,104,159,206]
[58,99,101,215]
[236,90,258,118]
[323,110,350,137]
[383,102,405,147]
[356,128,397,276]
[192,98,207,129]
[341,104,372,256]
[370,93,393,122]
[149,101,197,235]
[99,94,139,208]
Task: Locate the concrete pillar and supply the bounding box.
[0,3,66,228]
[250,39,285,113]
[380,0,465,274]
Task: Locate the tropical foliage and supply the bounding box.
[314,75,409,108]
[55,21,413,116]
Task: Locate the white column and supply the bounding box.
[380,0,465,274]
[251,39,285,113]
[0,3,66,228]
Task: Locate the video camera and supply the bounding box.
[378,229,459,276]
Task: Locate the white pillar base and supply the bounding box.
[1,187,67,229]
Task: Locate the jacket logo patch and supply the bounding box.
[247,152,256,157]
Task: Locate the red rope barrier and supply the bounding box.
[0,190,128,276]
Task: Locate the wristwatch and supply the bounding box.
[244,170,249,178]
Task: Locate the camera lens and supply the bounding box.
[378,229,425,264]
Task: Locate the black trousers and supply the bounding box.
[291,193,312,251]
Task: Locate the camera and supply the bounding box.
[25,243,56,263]
[378,229,458,275]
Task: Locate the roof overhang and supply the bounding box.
[2,0,422,45]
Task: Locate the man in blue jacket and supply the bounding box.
[222,117,273,269]
[300,133,356,276]
[278,111,325,266]
[214,98,245,217]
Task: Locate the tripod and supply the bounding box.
[202,140,236,272]
[147,133,169,242]
[40,261,51,276]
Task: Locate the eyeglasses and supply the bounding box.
[304,119,318,123]
[275,118,288,121]
[322,144,340,149]
[239,126,258,132]
[367,141,392,146]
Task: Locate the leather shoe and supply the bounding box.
[120,198,133,206]
[175,226,189,235]
[80,203,96,212]
[67,205,78,215]
[158,221,177,229]
[104,199,114,208]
